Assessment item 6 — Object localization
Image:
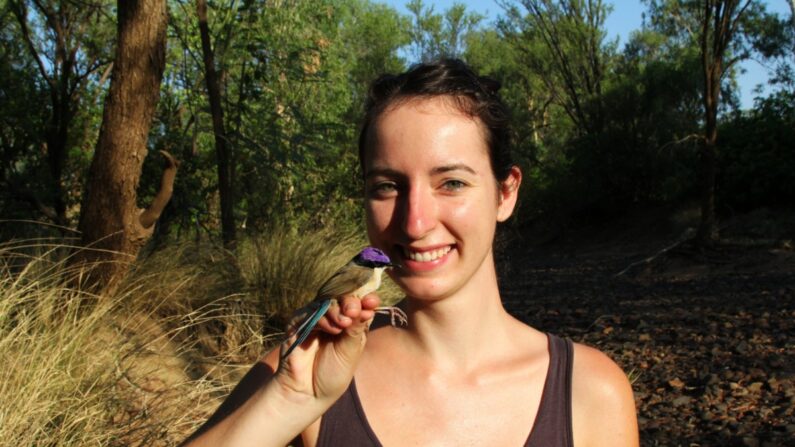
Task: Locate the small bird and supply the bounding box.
[281,247,406,360]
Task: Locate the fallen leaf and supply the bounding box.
[669,377,685,389]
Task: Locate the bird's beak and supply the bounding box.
[387,261,400,269]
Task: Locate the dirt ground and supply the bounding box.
[497,208,795,447]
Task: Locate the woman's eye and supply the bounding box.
[368,182,398,197]
[442,179,466,191]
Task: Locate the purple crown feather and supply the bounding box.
[355,247,392,265]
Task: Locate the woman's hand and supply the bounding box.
[181,293,380,447]
[273,293,380,408]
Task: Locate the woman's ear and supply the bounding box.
[497,166,522,222]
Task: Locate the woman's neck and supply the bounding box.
[399,259,518,373]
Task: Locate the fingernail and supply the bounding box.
[340,315,351,324]
[344,304,354,313]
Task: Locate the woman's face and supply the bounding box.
[363,97,520,301]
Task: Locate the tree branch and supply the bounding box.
[10,0,55,89]
[139,151,179,229]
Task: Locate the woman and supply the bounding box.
[184,59,638,447]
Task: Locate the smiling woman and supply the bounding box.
[363,95,519,302]
[182,59,639,447]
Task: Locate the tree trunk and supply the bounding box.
[197,0,236,248]
[697,53,720,244]
[75,0,170,293]
[696,1,721,246]
[45,94,71,225]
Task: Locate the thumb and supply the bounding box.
[333,308,371,365]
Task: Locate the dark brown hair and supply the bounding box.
[358,58,513,181]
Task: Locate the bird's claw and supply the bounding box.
[375,306,408,327]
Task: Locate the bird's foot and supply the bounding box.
[375,306,408,327]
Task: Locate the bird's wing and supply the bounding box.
[281,299,332,360]
[315,264,374,300]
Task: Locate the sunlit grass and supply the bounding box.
[236,225,403,328]
[0,225,389,445]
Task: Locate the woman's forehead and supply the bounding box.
[365,97,490,168]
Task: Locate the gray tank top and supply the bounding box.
[316,333,574,447]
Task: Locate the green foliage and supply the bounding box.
[499,0,616,136]
[406,0,484,61]
[145,0,412,239]
[718,90,795,211]
[567,28,702,206]
[0,0,114,224]
[0,7,48,221]
[2,0,793,244]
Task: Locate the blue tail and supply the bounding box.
[281,299,332,360]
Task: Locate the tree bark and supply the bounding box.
[197,0,236,248]
[75,0,170,293]
[697,1,719,245]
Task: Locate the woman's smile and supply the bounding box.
[399,244,455,272]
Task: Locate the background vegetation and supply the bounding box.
[3,0,792,243]
[0,0,793,444]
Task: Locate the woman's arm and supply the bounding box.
[571,343,640,447]
[182,294,380,447]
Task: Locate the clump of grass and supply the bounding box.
[236,225,403,329]
[0,225,401,445]
[0,239,260,445]
[0,240,131,444]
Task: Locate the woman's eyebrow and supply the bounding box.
[431,164,477,175]
[365,164,477,179]
[364,167,403,180]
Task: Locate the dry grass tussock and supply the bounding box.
[0,226,392,446]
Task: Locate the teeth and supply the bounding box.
[403,246,452,262]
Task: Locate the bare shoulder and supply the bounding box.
[571,342,639,447]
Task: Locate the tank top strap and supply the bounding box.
[317,379,382,446]
[525,333,574,447]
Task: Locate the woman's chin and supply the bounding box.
[389,276,452,302]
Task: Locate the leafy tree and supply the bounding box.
[76,0,173,292]
[196,0,235,247]
[6,0,114,226]
[336,0,409,109]
[499,0,615,137]
[718,90,795,210]
[152,0,410,240]
[0,3,49,228]
[644,0,789,244]
[406,0,483,62]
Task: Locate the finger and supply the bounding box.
[315,315,344,334]
[341,307,372,346]
[332,314,372,367]
[325,300,352,328]
[359,293,381,310]
[339,295,361,318]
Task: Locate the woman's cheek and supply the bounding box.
[365,201,393,236]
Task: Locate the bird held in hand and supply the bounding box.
[281,247,406,360]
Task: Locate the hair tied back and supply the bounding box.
[478,76,501,95]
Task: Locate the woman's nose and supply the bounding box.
[401,185,436,239]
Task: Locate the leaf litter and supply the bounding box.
[497,210,795,446]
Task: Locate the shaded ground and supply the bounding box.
[498,209,795,447]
